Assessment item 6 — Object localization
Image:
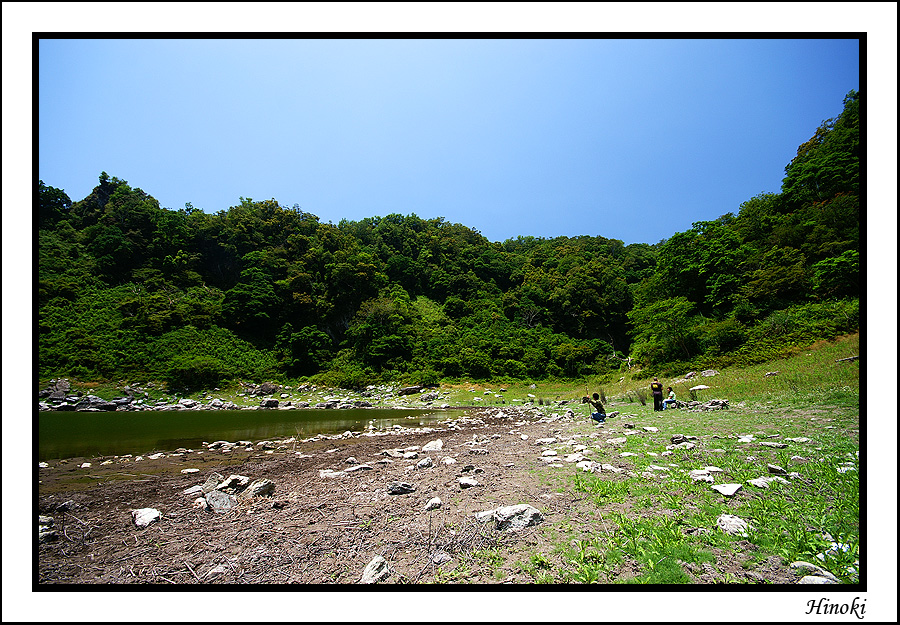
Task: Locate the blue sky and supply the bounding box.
[38,37,859,245]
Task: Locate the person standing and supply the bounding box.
[663,387,677,410]
[650,377,664,411]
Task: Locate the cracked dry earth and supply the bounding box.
[37,405,797,585]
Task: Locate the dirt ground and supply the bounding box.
[36,405,799,585]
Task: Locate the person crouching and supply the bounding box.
[582,393,607,426]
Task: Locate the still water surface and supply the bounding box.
[38,408,470,461]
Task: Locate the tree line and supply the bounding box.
[38,91,859,390]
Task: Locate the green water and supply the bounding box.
[37,408,470,460]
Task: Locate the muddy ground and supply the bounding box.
[36,405,799,586]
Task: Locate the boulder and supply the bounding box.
[260,398,280,409]
[458,477,479,489]
[359,555,391,584]
[397,386,423,396]
[422,439,444,452]
[416,457,434,469]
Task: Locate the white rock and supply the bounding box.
[39,462,49,468]
[416,457,434,469]
[422,439,444,452]
[642,426,659,432]
[131,508,161,527]
[424,497,442,511]
[541,449,558,457]
[493,504,544,531]
[689,469,713,482]
[790,561,838,581]
[748,476,789,488]
[458,477,479,489]
[359,555,391,584]
[80,463,91,468]
[798,575,837,584]
[710,483,742,497]
[717,514,751,537]
[181,468,200,474]
[441,457,457,465]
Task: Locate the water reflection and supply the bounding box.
[37,408,471,460]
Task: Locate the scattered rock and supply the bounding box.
[424,497,442,511]
[422,439,444,452]
[416,457,434,469]
[458,477,479,489]
[387,482,416,495]
[206,489,237,512]
[798,575,837,584]
[216,475,251,494]
[345,464,373,473]
[717,514,751,537]
[131,508,161,527]
[710,483,742,497]
[358,555,391,584]
[767,464,787,475]
[748,476,790,488]
[492,504,544,531]
[180,468,200,474]
[240,479,276,499]
[791,561,839,582]
[200,473,224,494]
[759,441,787,449]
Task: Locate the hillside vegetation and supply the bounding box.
[38,91,859,391]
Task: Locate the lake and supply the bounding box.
[37,408,472,461]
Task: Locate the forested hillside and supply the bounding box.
[38,91,859,390]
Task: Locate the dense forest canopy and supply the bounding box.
[38,91,860,390]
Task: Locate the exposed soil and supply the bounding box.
[37,406,801,585]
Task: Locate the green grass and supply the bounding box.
[516,334,860,584]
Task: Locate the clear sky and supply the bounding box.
[38,37,859,245]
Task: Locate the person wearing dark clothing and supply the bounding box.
[582,393,608,426]
[650,377,664,411]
